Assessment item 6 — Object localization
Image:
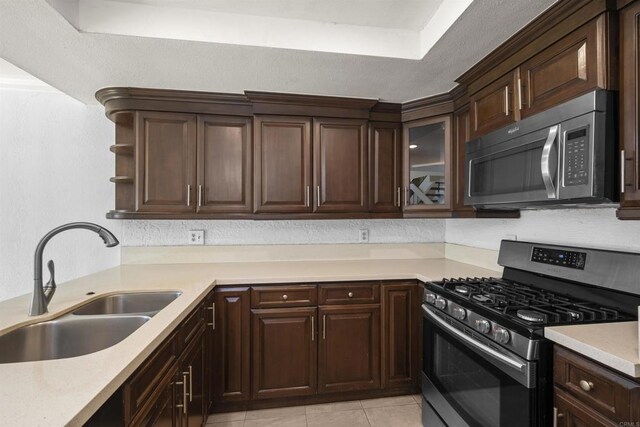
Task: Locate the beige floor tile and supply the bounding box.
[206,411,246,423]
[307,409,370,427]
[244,414,308,427]
[412,394,422,405]
[306,400,362,414]
[205,422,244,427]
[360,395,416,408]
[245,405,306,420]
[365,404,422,427]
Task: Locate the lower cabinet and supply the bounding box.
[212,280,419,411]
[251,307,317,399]
[318,304,381,393]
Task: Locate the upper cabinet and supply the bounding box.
[314,118,368,213]
[136,111,197,213]
[254,116,313,213]
[470,71,520,139]
[403,116,452,214]
[197,115,252,214]
[618,1,640,219]
[369,122,402,213]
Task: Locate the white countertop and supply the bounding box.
[0,258,499,427]
[545,321,640,378]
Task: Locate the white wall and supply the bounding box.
[445,207,640,252]
[0,88,120,302]
[120,219,445,246]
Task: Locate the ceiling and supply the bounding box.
[0,0,556,104]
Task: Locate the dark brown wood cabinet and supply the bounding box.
[197,115,252,214]
[212,287,251,402]
[381,282,419,388]
[469,70,519,139]
[180,327,206,427]
[369,122,402,213]
[618,1,640,219]
[318,304,380,393]
[519,17,603,119]
[136,111,197,213]
[253,116,313,213]
[452,106,473,216]
[314,118,368,212]
[554,345,640,426]
[251,307,317,399]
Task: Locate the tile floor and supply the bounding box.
[206,394,423,427]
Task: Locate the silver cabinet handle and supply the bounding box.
[305,186,310,207]
[579,379,594,392]
[553,407,564,427]
[396,187,401,207]
[541,125,559,199]
[517,77,523,110]
[403,187,408,206]
[186,185,192,206]
[348,292,353,298]
[176,374,188,414]
[621,150,626,194]
[198,185,203,207]
[206,303,215,330]
[322,314,326,340]
[504,86,510,115]
[311,315,315,341]
[282,294,288,301]
[316,186,321,206]
[188,366,193,401]
[175,379,184,410]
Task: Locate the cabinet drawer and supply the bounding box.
[554,346,640,423]
[178,303,205,352]
[251,285,317,308]
[319,282,380,305]
[554,387,618,427]
[123,333,177,424]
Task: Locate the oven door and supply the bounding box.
[422,305,538,427]
[465,125,560,206]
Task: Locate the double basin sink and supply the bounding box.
[0,291,182,364]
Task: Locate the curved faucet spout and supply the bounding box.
[30,222,119,316]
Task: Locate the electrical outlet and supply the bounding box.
[359,229,369,243]
[188,230,204,245]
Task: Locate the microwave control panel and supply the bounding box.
[531,247,587,270]
[564,128,589,186]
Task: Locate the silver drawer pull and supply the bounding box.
[282,294,288,301]
[348,292,353,298]
[579,379,594,392]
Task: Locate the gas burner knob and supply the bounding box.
[475,319,491,334]
[494,327,511,344]
[425,293,437,305]
[452,307,466,320]
[435,297,447,310]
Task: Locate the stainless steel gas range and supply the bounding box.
[421,240,640,427]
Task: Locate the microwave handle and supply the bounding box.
[541,125,559,199]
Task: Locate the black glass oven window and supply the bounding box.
[471,139,547,196]
[425,318,533,427]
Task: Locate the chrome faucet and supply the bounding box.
[30,222,119,316]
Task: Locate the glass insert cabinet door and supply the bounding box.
[403,115,452,211]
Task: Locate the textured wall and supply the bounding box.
[445,208,640,252]
[121,219,445,246]
[0,89,120,302]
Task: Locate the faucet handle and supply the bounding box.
[44,260,56,303]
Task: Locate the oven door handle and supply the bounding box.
[541,125,559,199]
[423,305,527,373]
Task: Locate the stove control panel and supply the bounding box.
[531,246,586,270]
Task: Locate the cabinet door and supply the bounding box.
[179,329,206,427]
[204,293,214,414]
[318,304,380,393]
[369,122,402,213]
[197,116,252,214]
[520,18,601,119]
[403,115,452,212]
[136,111,197,213]
[555,388,617,427]
[382,282,419,389]
[469,71,519,138]
[453,106,474,215]
[134,368,179,427]
[619,2,640,217]
[314,118,368,212]
[254,116,312,213]
[212,287,251,402]
[251,307,317,399]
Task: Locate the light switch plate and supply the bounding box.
[188,230,204,245]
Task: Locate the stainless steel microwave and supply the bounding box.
[464,90,617,209]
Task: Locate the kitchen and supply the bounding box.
[2,0,640,426]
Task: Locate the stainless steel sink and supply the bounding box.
[0,315,150,364]
[72,291,182,316]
